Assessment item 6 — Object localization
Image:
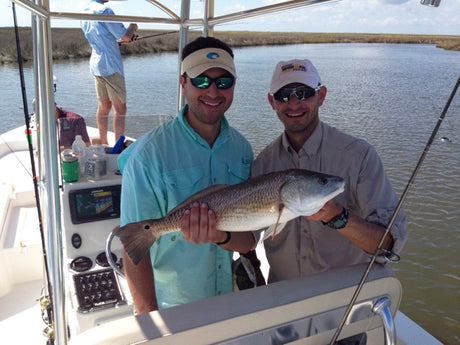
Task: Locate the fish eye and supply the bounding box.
[318,177,328,185]
[144,224,150,231]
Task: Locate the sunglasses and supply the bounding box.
[188,75,235,90]
[273,85,319,103]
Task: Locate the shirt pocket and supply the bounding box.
[226,160,251,184]
[162,166,206,206]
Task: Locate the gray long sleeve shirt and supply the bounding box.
[251,121,406,283]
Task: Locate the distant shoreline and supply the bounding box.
[1,27,459,64]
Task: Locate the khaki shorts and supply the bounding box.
[94,73,127,103]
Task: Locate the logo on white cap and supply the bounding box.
[269,59,321,93]
[206,52,220,59]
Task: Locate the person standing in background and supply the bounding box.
[81,0,137,144]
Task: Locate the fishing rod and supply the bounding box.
[329,75,460,345]
[118,30,177,45]
[12,3,55,344]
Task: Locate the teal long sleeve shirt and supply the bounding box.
[118,106,253,309]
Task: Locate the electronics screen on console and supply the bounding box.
[69,185,121,224]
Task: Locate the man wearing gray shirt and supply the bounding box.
[252,59,407,283]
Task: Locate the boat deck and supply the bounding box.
[0,126,443,345]
[0,279,44,344]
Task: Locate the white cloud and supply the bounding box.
[0,0,458,35]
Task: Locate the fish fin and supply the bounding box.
[272,203,285,238]
[169,184,229,213]
[263,223,288,241]
[113,221,156,265]
[262,225,275,241]
[262,203,286,240]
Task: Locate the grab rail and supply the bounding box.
[373,297,396,345]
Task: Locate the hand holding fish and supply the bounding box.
[181,202,221,244]
[304,199,343,223]
[181,202,257,252]
[307,199,396,254]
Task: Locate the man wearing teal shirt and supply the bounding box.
[119,37,257,313]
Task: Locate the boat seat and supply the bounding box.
[72,263,401,345]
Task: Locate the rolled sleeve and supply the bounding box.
[355,145,407,255]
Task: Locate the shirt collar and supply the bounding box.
[178,105,229,147]
[281,120,323,156]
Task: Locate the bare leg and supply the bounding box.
[112,99,127,142]
[96,98,111,145]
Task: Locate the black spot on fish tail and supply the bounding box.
[113,222,156,265]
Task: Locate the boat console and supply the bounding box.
[60,170,133,336]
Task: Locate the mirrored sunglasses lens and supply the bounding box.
[295,87,316,100]
[275,86,316,102]
[274,89,292,102]
[215,77,234,89]
[191,76,211,89]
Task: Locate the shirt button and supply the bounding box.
[171,235,176,242]
[218,264,222,269]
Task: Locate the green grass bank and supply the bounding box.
[1,27,459,64]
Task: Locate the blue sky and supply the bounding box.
[1,0,459,35]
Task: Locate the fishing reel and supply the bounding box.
[381,249,400,263]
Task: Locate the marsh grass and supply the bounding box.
[1,27,458,64]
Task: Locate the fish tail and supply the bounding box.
[113,222,156,265]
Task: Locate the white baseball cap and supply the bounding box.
[269,59,321,93]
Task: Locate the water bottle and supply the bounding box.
[85,144,107,180]
[71,135,87,177]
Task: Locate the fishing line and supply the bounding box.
[118,30,177,45]
[329,75,460,345]
[12,2,55,341]
[136,30,177,40]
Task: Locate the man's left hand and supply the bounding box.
[305,199,343,223]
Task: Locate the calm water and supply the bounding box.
[1,43,459,344]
